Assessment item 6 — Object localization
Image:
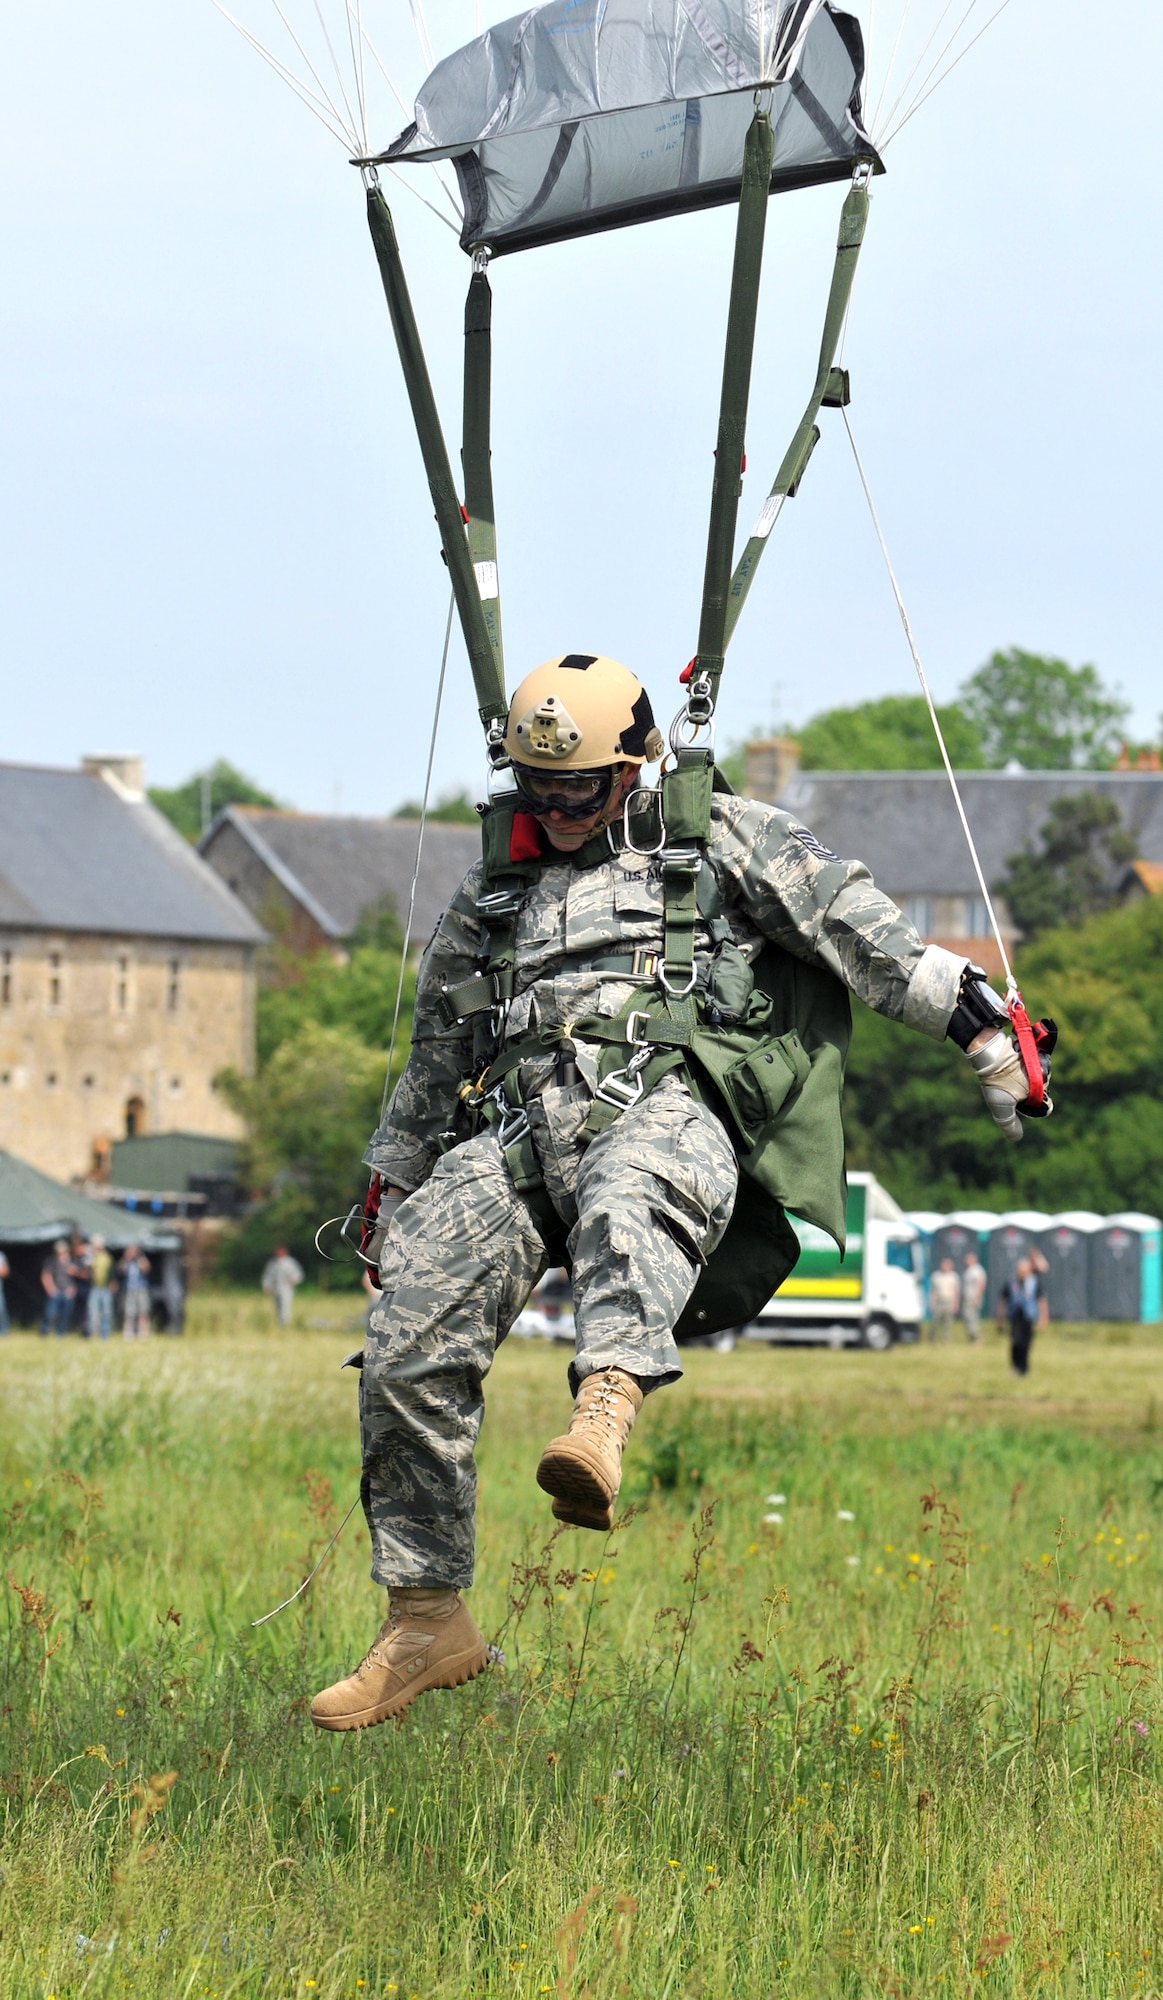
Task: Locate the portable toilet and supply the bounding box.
[988,1212,1051,1307]
[1091,1214,1163,1323]
[1038,1212,1102,1322]
[904,1212,944,1315]
[947,1209,1000,1256]
[931,1217,987,1273]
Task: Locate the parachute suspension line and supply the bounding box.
[882,0,1013,148]
[872,0,958,144]
[869,0,915,143]
[307,0,365,151]
[693,103,775,717]
[365,184,506,738]
[840,410,1016,996]
[209,0,356,147]
[344,0,369,153]
[251,1489,363,1626]
[462,250,504,680]
[379,589,456,1120]
[723,166,871,650]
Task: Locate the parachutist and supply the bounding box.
[309,656,1053,1730]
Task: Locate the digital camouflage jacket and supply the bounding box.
[365,793,969,1195]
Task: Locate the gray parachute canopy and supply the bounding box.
[376,0,879,256]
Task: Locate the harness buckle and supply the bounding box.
[625,1009,651,1047]
[490,1084,530,1148]
[476,887,524,918]
[658,959,698,999]
[622,787,666,857]
[595,1042,651,1110]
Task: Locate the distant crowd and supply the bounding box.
[928,1245,1049,1376]
[0,1229,182,1339]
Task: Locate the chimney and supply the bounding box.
[84,753,145,801]
[744,736,801,804]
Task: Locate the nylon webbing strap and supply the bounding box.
[462,263,504,681]
[724,176,870,648]
[693,107,775,713]
[365,188,507,736]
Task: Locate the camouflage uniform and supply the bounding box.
[360,794,968,1588]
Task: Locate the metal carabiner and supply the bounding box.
[622,787,666,857]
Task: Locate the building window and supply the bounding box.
[167,957,181,1012]
[116,954,131,1012]
[168,1075,182,1094]
[964,896,991,938]
[47,949,62,1008]
[125,1094,146,1138]
[1,949,11,1006]
[46,1071,58,1089]
[82,1073,96,1090]
[900,896,933,935]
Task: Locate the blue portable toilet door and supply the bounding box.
[988,1225,1039,1310]
[1038,1225,1089,1321]
[1091,1226,1141,1322]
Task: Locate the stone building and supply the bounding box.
[199,806,482,963]
[0,756,264,1184]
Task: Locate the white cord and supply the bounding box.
[250,1491,363,1626]
[380,589,456,1118]
[841,409,1017,996]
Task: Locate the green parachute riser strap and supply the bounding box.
[462,259,504,678]
[365,187,506,736]
[724,174,870,648]
[692,105,775,713]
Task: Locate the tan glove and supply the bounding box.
[966,1029,1032,1143]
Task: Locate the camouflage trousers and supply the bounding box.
[360,1072,738,1589]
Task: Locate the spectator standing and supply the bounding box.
[40,1240,74,1337]
[1000,1257,1039,1376]
[262,1246,304,1327]
[0,1248,9,1334]
[928,1258,961,1342]
[961,1250,987,1343]
[68,1229,92,1335]
[119,1245,152,1338]
[87,1235,114,1340]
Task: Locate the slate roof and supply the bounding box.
[774,770,1163,896]
[204,808,482,943]
[0,764,265,944]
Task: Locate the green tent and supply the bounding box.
[0,1148,179,1251]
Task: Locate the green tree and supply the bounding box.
[218,1022,387,1277]
[796,694,983,771]
[256,946,415,1065]
[958,649,1129,769]
[347,890,404,954]
[395,788,480,823]
[149,758,283,842]
[843,893,1163,1220]
[997,792,1135,940]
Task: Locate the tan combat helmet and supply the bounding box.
[504,654,665,770]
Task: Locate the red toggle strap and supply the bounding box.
[1006,991,1046,1111]
[679,660,695,685]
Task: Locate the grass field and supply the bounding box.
[2,1293,1162,1998]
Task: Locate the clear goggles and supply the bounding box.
[512,763,619,821]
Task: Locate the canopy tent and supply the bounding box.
[378,0,878,254]
[0,1149,179,1251]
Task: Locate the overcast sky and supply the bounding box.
[2,1,1160,815]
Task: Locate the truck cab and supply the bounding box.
[742,1171,923,1350]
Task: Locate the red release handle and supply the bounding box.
[1006,992,1046,1112]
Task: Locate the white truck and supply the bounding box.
[739,1170,923,1350]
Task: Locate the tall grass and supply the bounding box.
[2,1299,1162,1996]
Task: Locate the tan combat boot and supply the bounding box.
[309,1588,488,1731]
[536,1367,643,1532]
